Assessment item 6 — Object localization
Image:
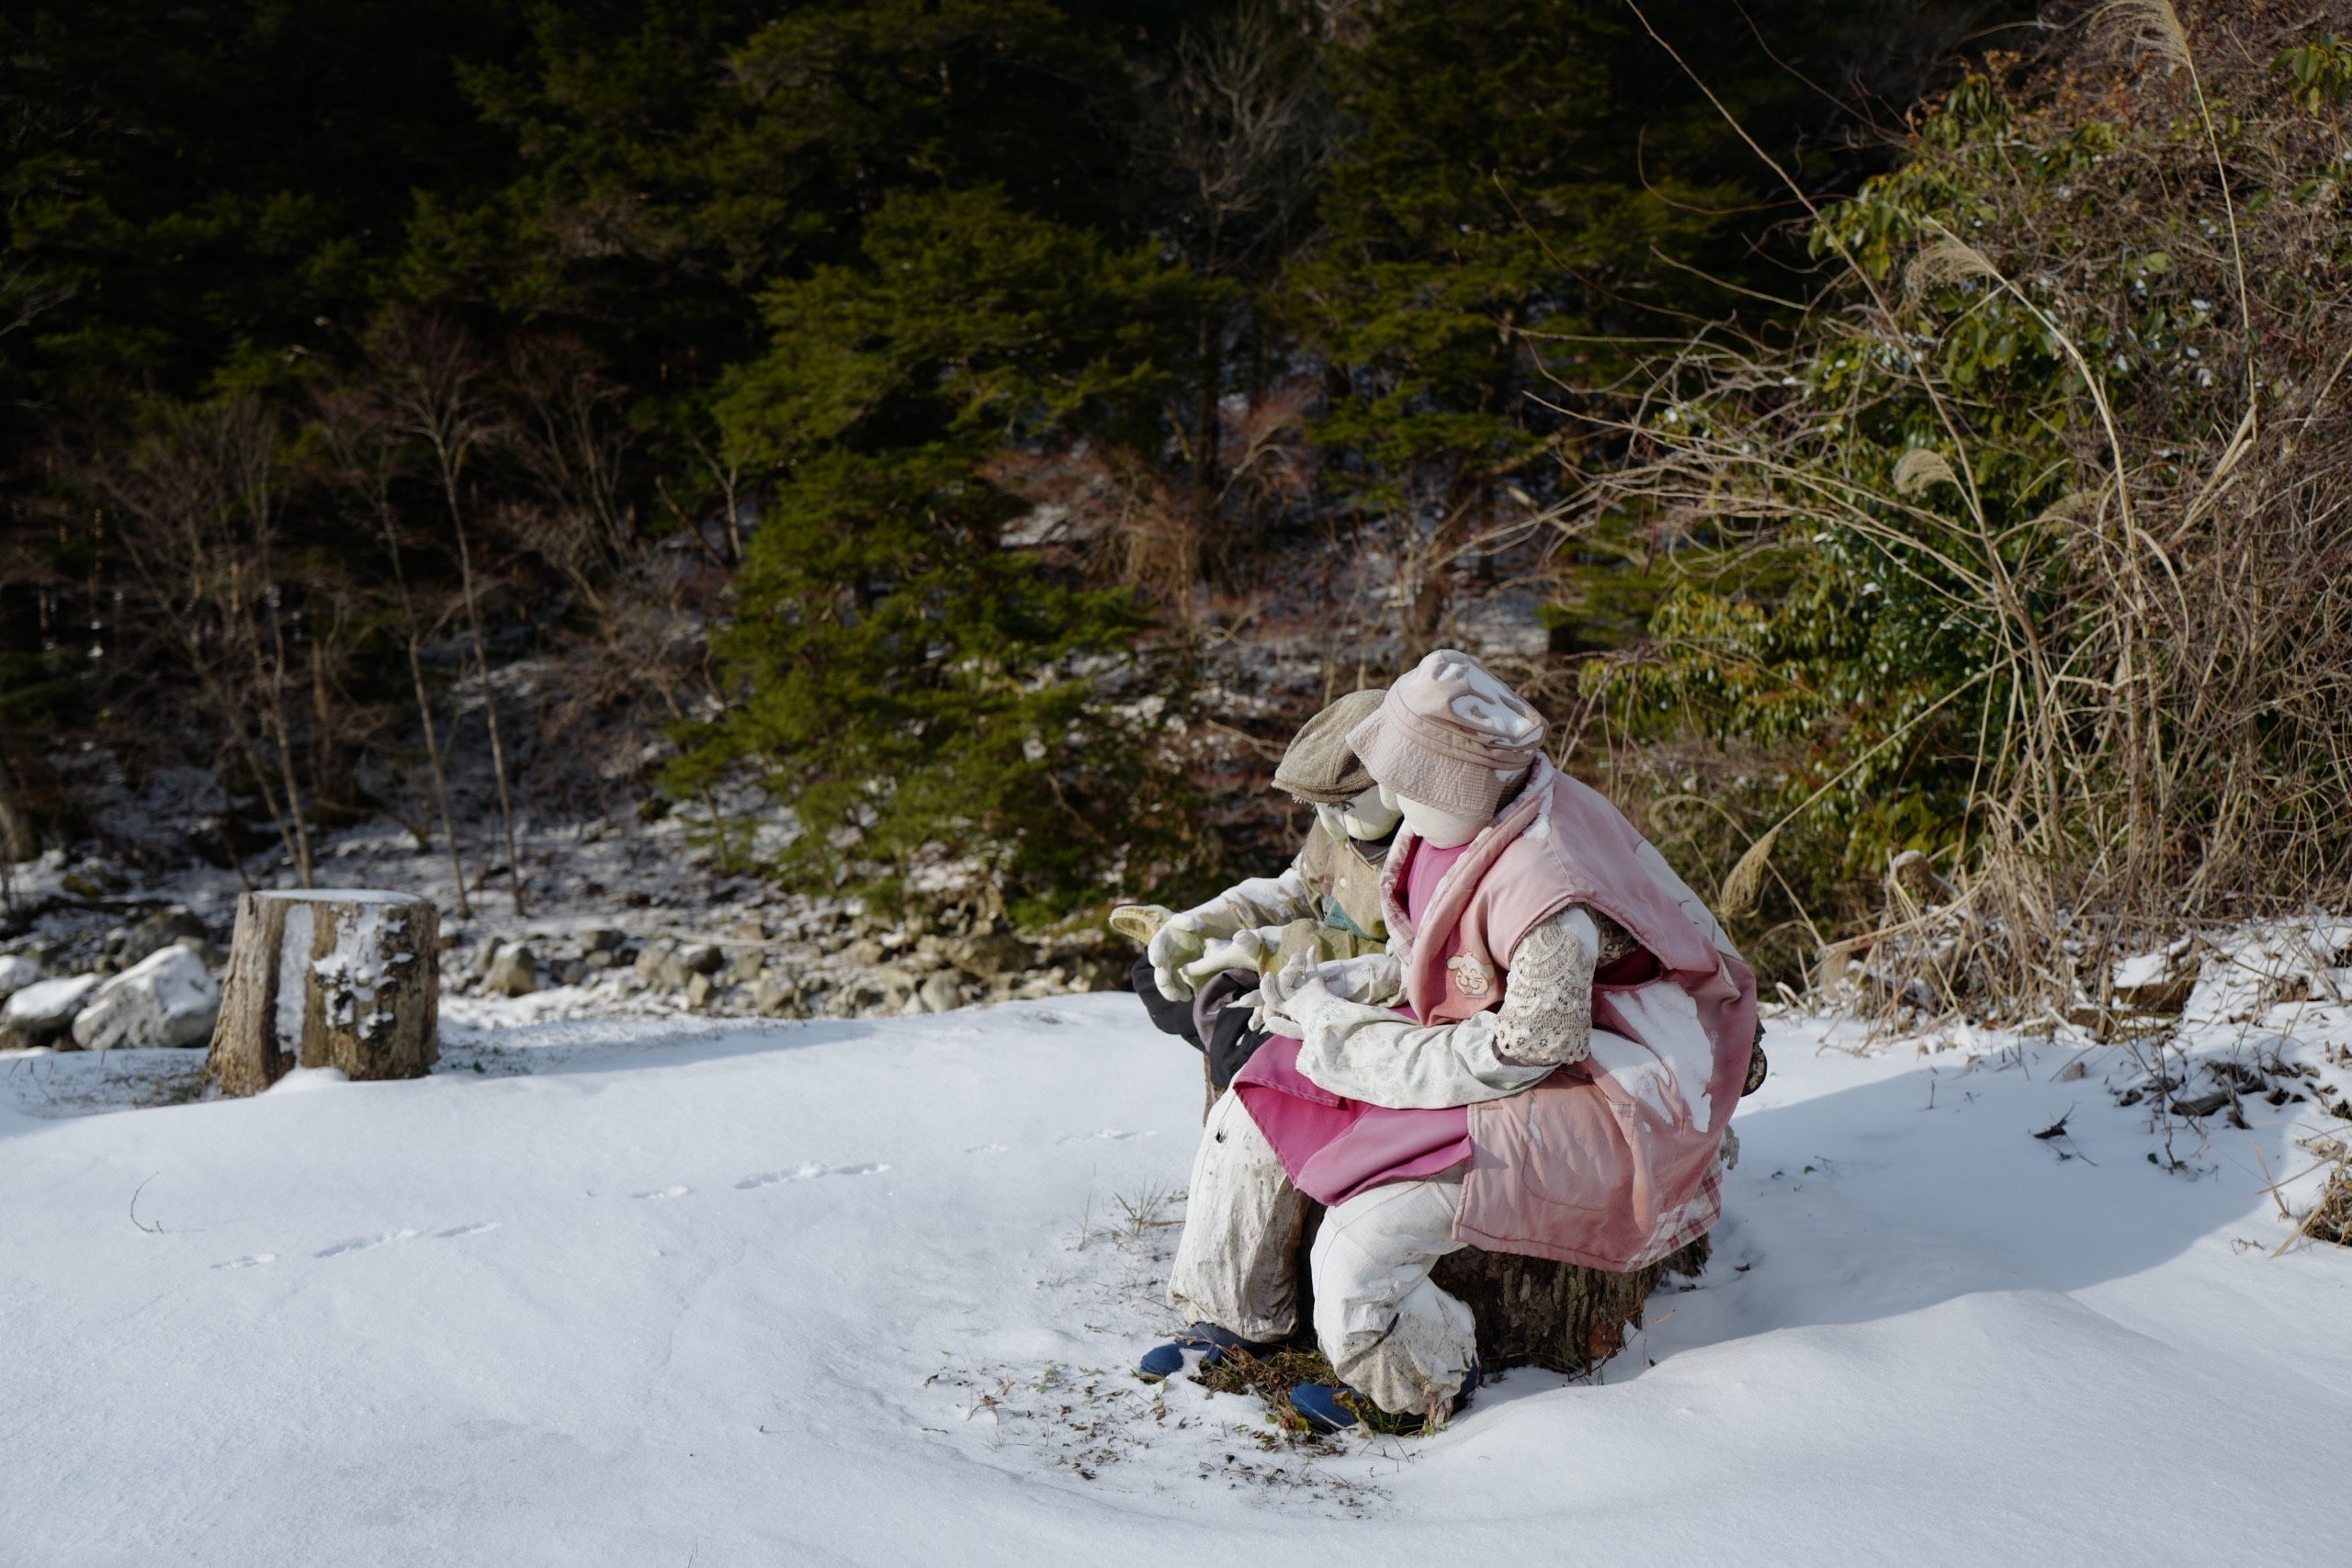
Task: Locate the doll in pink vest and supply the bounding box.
[1144,650,1763,1433]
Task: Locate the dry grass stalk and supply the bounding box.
[1572,2,2352,1021]
[1716,824,1780,920]
[2296,1153,2352,1249]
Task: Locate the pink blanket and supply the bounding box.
[1232,1034,1470,1205]
[1231,838,1474,1204]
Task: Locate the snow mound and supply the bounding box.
[3,995,2347,1564]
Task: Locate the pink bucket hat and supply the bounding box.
[1346,649,1547,818]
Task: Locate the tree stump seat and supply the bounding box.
[1430,1231,1708,1374]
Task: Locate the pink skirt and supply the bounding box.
[1231,1033,1471,1206]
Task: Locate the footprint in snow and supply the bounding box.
[631,1187,692,1201]
[735,1161,890,1189]
[314,1228,421,1258]
[1058,1128,1156,1144]
[210,1254,276,1270]
[434,1222,501,1239]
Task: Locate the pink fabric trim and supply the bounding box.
[1232,835,1478,1202]
[1403,837,1472,922]
[1233,1035,1470,1206]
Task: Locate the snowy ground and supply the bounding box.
[5,985,2349,1565]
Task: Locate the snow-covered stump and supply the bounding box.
[205,891,439,1097]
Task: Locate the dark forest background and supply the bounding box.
[15,1,2343,1003]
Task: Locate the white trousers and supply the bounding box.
[1165,1091,1476,1418]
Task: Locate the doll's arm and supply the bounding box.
[1271,906,1608,1108]
[1148,864,1317,999]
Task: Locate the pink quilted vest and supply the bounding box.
[1385,761,1758,1271]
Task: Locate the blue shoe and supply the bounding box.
[1290,1360,1481,1434]
[1286,1381,1360,1433]
[1137,1322,1272,1381]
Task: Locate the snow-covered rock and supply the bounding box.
[483,943,538,998]
[2111,937,2200,1013]
[916,971,962,1014]
[0,953,43,1000]
[469,939,506,980]
[868,964,919,1012]
[4,973,100,1034]
[71,945,221,1052]
[752,974,797,1017]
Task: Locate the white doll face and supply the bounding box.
[1337,783,1402,841]
[1377,784,1487,850]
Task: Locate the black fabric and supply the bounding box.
[1192,967,1269,1089]
[1129,954,1202,1046]
[1205,1001,1269,1090]
[1593,945,1661,987]
[1128,954,1268,1089]
[1743,1023,1769,1096]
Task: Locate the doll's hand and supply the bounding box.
[1148,914,1207,1001]
[1177,928,1272,990]
[1256,952,1329,1036]
[1315,953,1404,1007]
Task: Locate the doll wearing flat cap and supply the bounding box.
[1116,690,1403,1099]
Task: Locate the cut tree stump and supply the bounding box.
[206,890,439,1097]
[1429,1232,1707,1374]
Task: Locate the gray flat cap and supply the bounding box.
[1272,689,1387,804]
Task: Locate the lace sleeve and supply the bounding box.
[1491,906,1600,1068]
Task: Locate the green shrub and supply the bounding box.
[667,188,1213,916]
[1576,5,2352,1000]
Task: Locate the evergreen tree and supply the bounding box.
[0,0,2022,918]
[1282,0,1748,654]
[670,187,1209,908]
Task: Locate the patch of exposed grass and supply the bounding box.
[130,1058,209,1109]
[1188,1343,1449,1438]
[1193,1342,1333,1427]
[2297,1150,2352,1248]
[1110,1179,1182,1243]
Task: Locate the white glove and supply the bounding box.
[1148,914,1208,1001]
[1254,952,1323,1036]
[1317,953,1405,1008]
[1177,927,1273,991]
[1255,951,1405,1035]
[1147,867,1318,1001]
